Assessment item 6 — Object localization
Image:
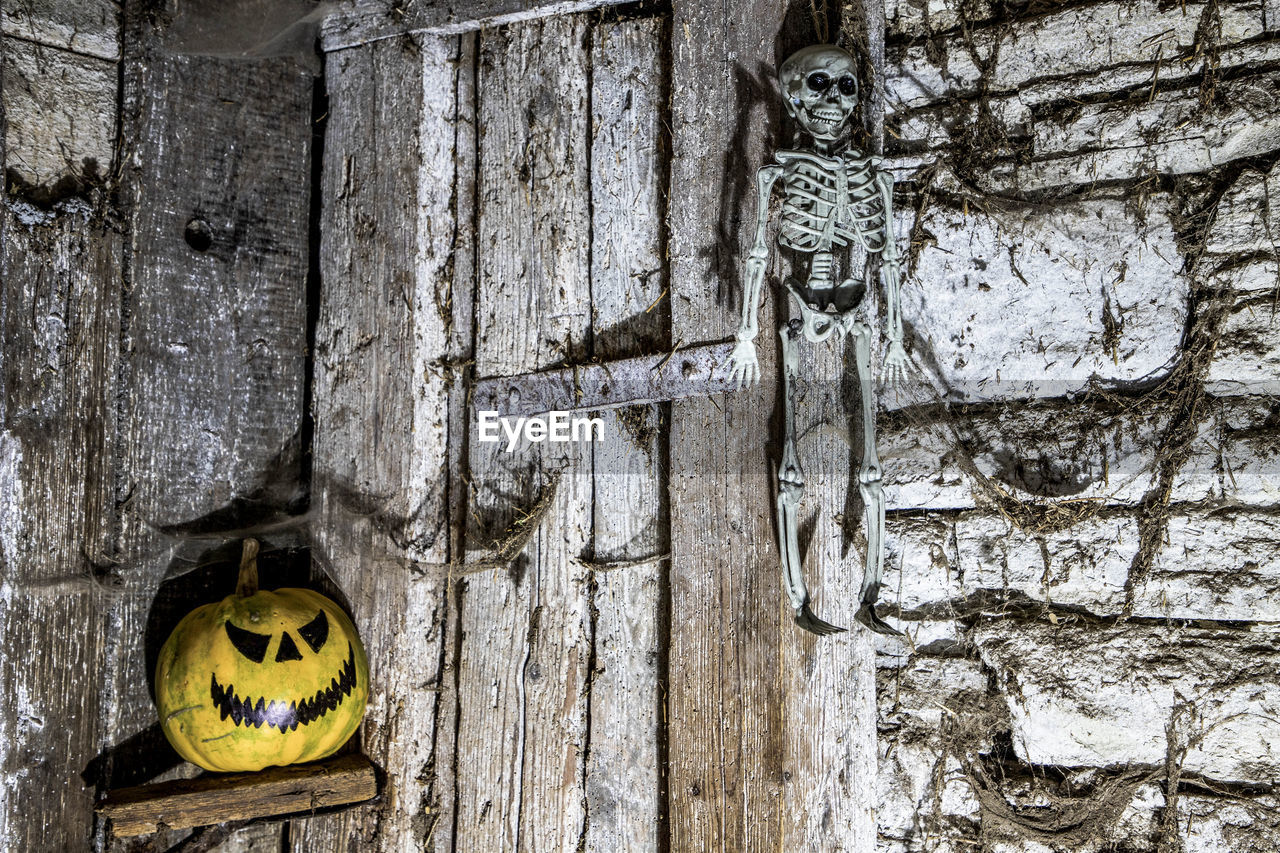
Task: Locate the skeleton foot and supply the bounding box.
[797,600,847,635]
[777,448,846,635]
[855,602,903,636]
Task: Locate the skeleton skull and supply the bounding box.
[778,45,859,144]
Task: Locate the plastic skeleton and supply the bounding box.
[728,45,907,636]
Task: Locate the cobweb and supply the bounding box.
[166,0,343,74]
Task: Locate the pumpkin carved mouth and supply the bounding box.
[209,643,359,732]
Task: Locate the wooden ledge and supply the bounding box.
[96,753,378,837]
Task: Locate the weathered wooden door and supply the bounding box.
[296,1,878,850]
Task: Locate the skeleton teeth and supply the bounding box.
[208,643,358,733]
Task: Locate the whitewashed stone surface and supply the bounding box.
[1135,511,1280,621]
[1221,398,1280,505]
[877,0,1280,849]
[877,657,987,849]
[887,1,1262,111]
[976,624,1280,783]
[900,197,1187,402]
[883,513,960,611]
[1005,74,1280,191]
[957,514,1136,612]
[874,618,963,668]
[881,402,1205,510]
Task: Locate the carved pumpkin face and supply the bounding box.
[155,545,369,773]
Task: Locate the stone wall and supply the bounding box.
[876,1,1280,850]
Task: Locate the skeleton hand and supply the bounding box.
[728,338,760,389]
[882,339,909,385]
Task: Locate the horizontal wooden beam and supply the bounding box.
[96,754,378,837]
[471,340,737,418]
[320,0,636,51]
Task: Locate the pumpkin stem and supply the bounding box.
[236,538,260,597]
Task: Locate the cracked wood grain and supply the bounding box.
[583,15,668,852]
[665,2,788,848]
[451,17,594,852]
[98,753,377,837]
[664,2,882,849]
[321,0,637,51]
[0,202,122,852]
[286,32,457,852]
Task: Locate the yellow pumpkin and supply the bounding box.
[155,539,370,772]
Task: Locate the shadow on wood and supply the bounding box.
[81,723,184,793]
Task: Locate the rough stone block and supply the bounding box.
[881,420,971,510]
[875,618,964,668]
[1204,165,1280,257]
[882,402,1170,511]
[1180,793,1280,851]
[877,657,987,849]
[1002,73,1280,191]
[950,507,1280,621]
[1171,408,1223,504]
[885,0,991,39]
[1220,398,1280,506]
[1,39,117,192]
[958,513,1136,612]
[886,1,1262,112]
[1,0,120,60]
[883,513,961,611]
[900,197,1187,402]
[1134,510,1280,621]
[976,624,1280,784]
[1206,296,1280,397]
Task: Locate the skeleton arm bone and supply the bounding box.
[877,169,909,383]
[728,164,783,388]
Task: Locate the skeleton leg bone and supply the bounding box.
[851,321,903,636]
[777,318,846,636]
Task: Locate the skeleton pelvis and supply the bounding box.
[784,277,868,343]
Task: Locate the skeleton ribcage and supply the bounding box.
[776,149,887,255]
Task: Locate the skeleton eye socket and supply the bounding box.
[806,72,831,92]
[225,621,271,663]
[838,75,857,96]
[298,610,330,653]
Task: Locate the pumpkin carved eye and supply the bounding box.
[225,621,271,663]
[298,610,329,653]
[275,632,304,662]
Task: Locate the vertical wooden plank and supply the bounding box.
[584,15,668,853]
[1,10,121,850]
[667,3,879,850]
[106,9,314,846]
[121,52,312,528]
[0,205,122,851]
[452,15,593,852]
[775,348,878,852]
[665,3,784,849]
[287,33,457,852]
